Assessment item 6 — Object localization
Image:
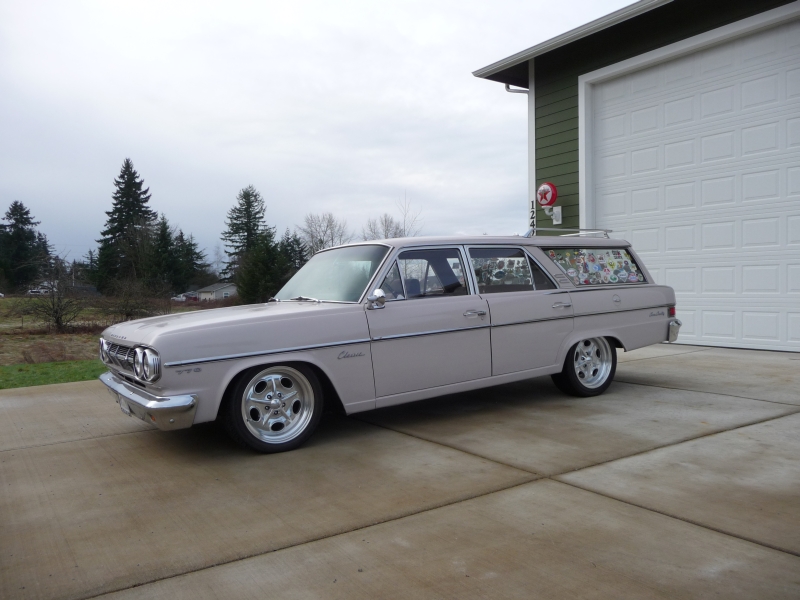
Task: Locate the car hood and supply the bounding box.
[101,301,370,366]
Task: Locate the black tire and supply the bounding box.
[223,363,324,453]
[551,337,617,397]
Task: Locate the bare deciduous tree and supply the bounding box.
[361,199,423,241]
[396,198,423,237]
[104,278,158,321]
[296,212,353,254]
[362,213,402,241]
[28,259,87,332]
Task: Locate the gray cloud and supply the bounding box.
[0,0,630,260]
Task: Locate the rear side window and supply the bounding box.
[544,248,646,286]
[469,247,555,293]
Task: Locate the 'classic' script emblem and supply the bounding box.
[338,350,365,360]
[649,310,665,317]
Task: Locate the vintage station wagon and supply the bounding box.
[99,234,681,453]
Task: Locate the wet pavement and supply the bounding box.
[1,344,798,599]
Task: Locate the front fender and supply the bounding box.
[158,341,376,424]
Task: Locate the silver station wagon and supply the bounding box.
[99,234,681,453]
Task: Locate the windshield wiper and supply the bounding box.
[288,296,321,303]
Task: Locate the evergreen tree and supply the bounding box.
[220,185,266,280]
[174,230,211,292]
[278,228,308,274]
[148,214,178,288]
[96,159,157,290]
[82,250,97,285]
[0,201,50,289]
[236,227,289,303]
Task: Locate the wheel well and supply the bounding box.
[216,360,346,421]
[606,336,625,350]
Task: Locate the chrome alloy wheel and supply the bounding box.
[241,366,315,444]
[571,337,613,389]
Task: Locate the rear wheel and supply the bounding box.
[551,337,616,397]
[224,364,323,453]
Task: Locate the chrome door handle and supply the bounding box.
[463,309,487,317]
[552,302,572,308]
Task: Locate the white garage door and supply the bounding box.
[591,19,800,352]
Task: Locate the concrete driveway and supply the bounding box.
[1,345,798,599]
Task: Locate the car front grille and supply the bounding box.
[107,343,135,373]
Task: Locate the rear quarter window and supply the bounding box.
[543,248,646,286]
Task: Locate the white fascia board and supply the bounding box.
[473,0,673,81]
[528,60,537,230]
[577,1,800,228]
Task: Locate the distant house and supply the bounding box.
[196,282,238,301]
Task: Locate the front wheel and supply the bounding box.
[551,337,616,397]
[223,364,324,453]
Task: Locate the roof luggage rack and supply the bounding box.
[522,227,612,238]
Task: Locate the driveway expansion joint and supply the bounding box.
[355,406,800,480]
[79,476,539,600]
[552,477,800,559]
[614,379,800,408]
[0,427,158,454]
[618,346,711,363]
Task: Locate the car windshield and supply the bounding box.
[275,244,389,302]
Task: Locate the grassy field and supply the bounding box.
[0,360,107,390]
[0,296,230,389]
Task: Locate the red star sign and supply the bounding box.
[537,182,558,207]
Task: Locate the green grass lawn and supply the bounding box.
[0,360,107,390]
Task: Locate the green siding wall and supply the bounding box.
[533,0,794,232]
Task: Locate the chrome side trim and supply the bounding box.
[491,315,573,328]
[372,324,490,342]
[572,304,670,318]
[491,304,671,329]
[163,338,372,367]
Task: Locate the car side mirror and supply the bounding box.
[366,289,386,310]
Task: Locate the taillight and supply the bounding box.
[668,306,676,317]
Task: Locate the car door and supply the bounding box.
[468,246,573,376]
[366,247,491,402]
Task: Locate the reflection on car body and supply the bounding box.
[98,234,681,453]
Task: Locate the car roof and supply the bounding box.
[327,235,632,251]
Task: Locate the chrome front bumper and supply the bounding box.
[99,371,197,431]
[667,319,682,343]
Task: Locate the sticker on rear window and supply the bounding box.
[544,248,646,287]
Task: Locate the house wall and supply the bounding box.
[530,0,794,230]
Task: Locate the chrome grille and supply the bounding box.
[107,343,135,372]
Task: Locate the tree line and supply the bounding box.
[0,158,422,306]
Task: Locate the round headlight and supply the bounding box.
[143,348,160,382]
[134,347,145,378]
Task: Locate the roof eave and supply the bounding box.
[472,0,674,83]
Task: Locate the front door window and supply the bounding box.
[396,248,468,298]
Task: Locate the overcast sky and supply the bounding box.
[0,0,630,264]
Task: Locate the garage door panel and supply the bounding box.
[596,61,800,124]
[591,19,799,351]
[589,21,800,351]
[595,161,799,229]
[595,20,800,111]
